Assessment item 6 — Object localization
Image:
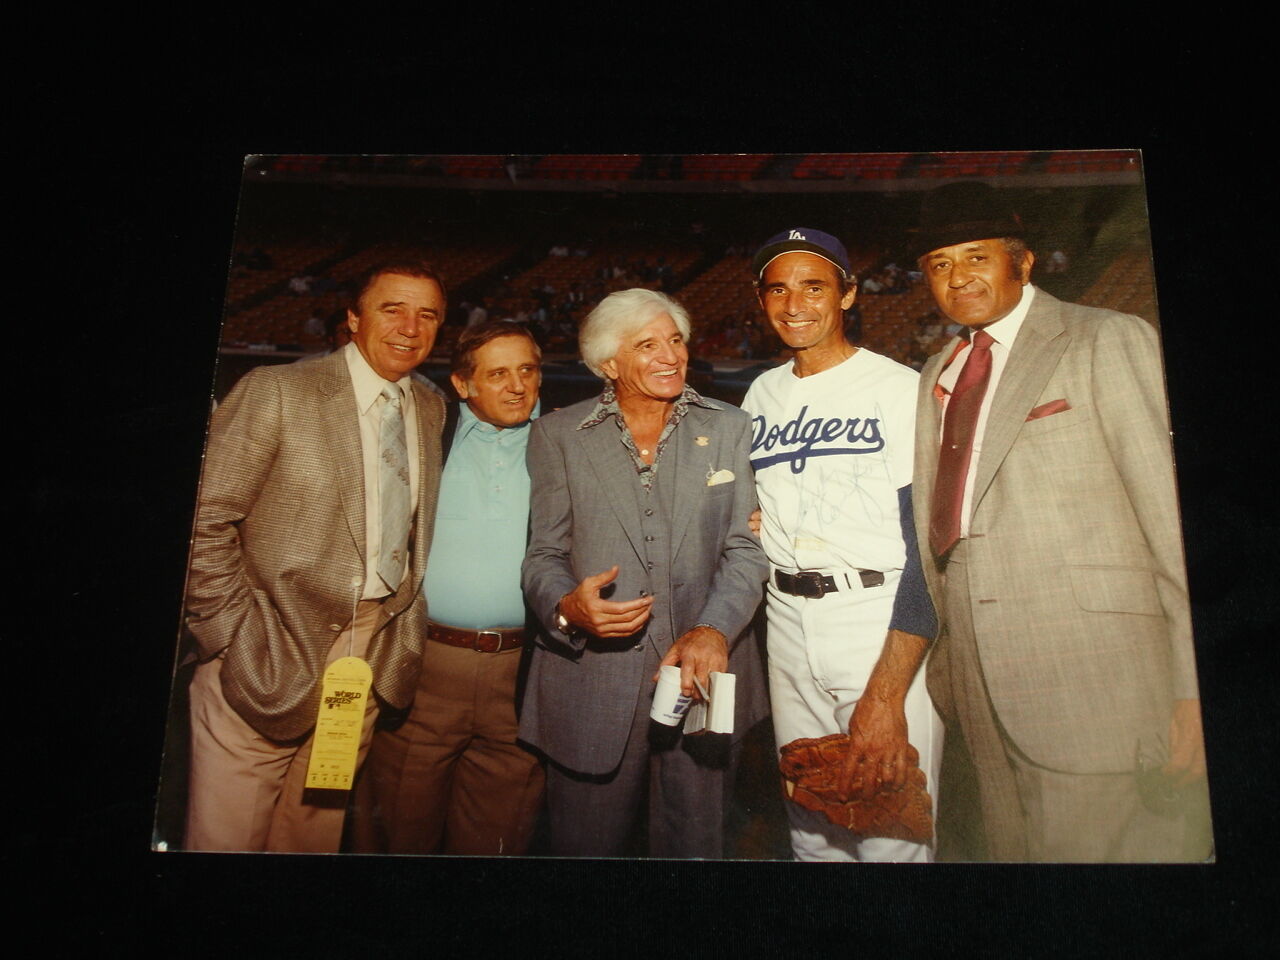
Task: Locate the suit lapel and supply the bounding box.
[970,289,1069,512]
[314,351,367,560]
[409,380,442,586]
[669,404,714,561]
[575,416,646,564]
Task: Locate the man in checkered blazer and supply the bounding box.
[181,260,447,853]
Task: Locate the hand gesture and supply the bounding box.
[559,566,654,638]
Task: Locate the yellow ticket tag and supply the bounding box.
[304,656,373,791]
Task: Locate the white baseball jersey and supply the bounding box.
[742,349,918,574]
[743,348,939,862]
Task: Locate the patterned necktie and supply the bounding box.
[378,383,411,591]
[929,329,994,557]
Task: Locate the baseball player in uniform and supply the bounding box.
[742,228,942,861]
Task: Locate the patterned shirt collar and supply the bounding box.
[454,398,541,445]
[344,340,414,415]
[577,382,718,490]
[577,381,716,431]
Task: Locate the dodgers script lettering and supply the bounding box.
[750,406,884,473]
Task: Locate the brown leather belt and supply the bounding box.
[774,568,885,598]
[427,621,525,653]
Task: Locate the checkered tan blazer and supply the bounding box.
[913,288,1197,774]
[185,350,444,741]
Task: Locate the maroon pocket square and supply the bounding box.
[1026,398,1070,421]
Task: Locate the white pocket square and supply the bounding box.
[707,469,735,486]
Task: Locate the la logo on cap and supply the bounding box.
[788,229,806,240]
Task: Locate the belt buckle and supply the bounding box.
[475,630,503,653]
[793,570,828,599]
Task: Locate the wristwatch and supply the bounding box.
[553,600,578,640]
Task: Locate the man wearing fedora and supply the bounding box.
[742,229,942,862]
[910,182,1210,861]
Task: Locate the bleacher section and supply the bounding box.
[223,239,522,350]
[791,153,912,180]
[1078,244,1159,325]
[221,228,1152,372]
[1042,150,1137,174]
[530,155,641,180]
[858,283,943,363]
[221,151,1155,375]
[915,152,1033,177]
[441,155,508,178]
[258,151,1143,189]
[674,252,758,355]
[226,241,333,306]
[491,241,704,351]
[680,155,773,180]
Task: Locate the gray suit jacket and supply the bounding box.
[520,394,769,775]
[913,288,1196,773]
[185,349,444,741]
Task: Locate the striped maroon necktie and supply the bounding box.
[929,330,994,557]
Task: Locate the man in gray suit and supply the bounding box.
[520,287,768,858]
[183,259,446,853]
[910,183,1210,861]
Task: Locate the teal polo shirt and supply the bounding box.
[423,401,539,630]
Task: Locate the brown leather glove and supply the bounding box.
[778,733,934,845]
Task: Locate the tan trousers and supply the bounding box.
[185,601,382,853]
[940,553,1205,862]
[351,636,544,856]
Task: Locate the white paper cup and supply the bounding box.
[650,664,693,726]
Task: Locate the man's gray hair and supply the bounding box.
[579,288,693,379]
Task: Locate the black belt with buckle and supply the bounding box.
[774,568,885,598]
[427,621,525,653]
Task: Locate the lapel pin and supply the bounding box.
[695,436,709,446]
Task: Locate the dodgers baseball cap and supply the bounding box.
[751,228,852,280]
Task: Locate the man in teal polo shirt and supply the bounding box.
[352,322,546,855]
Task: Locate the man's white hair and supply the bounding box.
[579,288,693,379]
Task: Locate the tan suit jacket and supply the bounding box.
[913,288,1196,773]
[185,349,444,741]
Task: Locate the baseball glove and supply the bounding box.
[778,733,934,845]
